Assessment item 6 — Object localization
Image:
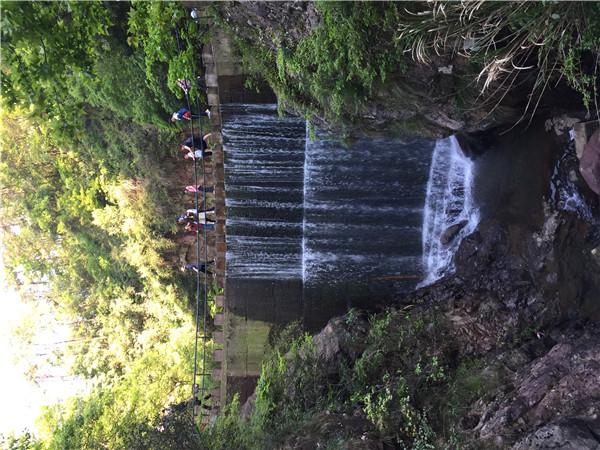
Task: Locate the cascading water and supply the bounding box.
[420,136,479,286]
[302,131,432,296]
[550,140,597,223]
[222,104,478,323]
[222,104,306,280]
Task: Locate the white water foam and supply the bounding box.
[420,136,479,286]
[550,149,596,223]
[301,120,310,283]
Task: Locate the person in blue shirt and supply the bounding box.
[170,107,211,122]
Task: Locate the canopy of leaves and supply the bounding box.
[1,2,213,447]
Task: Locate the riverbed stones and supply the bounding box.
[472,327,600,449]
[512,418,600,450]
[580,127,600,195]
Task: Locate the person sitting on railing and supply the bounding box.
[181,261,214,274]
[177,208,216,224]
[185,185,214,193]
[184,221,215,232]
[170,107,210,122]
[183,148,213,160]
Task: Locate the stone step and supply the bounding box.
[207,93,219,106]
[213,331,224,344]
[213,348,224,361]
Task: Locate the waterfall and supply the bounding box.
[302,131,432,293]
[223,104,477,299]
[222,104,306,279]
[420,136,478,285]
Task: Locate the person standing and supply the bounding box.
[184,221,215,232]
[181,134,213,150]
[177,208,215,224]
[183,149,213,160]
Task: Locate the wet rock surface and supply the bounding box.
[440,220,469,246]
[512,417,600,450]
[469,327,600,448]
[581,128,600,195]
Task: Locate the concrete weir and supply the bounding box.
[202,27,278,422]
[200,40,226,423]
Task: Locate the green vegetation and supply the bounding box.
[219,1,600,130]
[219,2,408,128]
[200,309,491,449]
[5,2,596,448]
[1,2,212,448]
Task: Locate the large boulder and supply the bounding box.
[580,127,600,195]
[312,314,369,375]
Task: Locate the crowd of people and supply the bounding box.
[172,6,217,419]
[172,79,215,279]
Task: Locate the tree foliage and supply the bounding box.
[1,2,213,448]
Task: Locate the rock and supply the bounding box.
[240,392,256,421]
[473,327,600,448]
[592,246,600,267]
[512,417,600,450]
[580,127,600,195]
[312,315,369,376]
[455,129,498,158]
[440,220,469,245]
[574,120,600,160]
